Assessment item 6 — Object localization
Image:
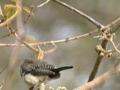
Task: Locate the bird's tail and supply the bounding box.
[54,66,73,72]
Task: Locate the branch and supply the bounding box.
[106,17,120,28]
[14,32,38,53]
[88,39,108,82]
[109,34,120,54]
[74,64,120,90]
[37,0,50,8]
[0,2,21,27]
[52,0,104,28]
[88,17,120,81]
[0,29,97,47]
[2,0,23,90]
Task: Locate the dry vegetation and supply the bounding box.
[0,0,120,90]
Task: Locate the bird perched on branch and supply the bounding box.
[20,59,73,90]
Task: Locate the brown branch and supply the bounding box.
[74,64,120,90]
[88,39,108,82]
[14,32,38,53]
[0,29,97,47]
[2,0,23,90]
[52,0,104,28]
[88,17,120,82]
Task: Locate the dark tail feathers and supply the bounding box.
[54,66,73,72]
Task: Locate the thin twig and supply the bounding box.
[37,0,51,8]
[52,0,104,28]
[14,32,38,53]
[0,29,97,47]
[24,6,34,24]
[110,39,120,54]
[106,17,120,28]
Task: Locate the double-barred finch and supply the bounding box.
[20,59,73,89]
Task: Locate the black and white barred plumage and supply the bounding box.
[20,59,73,88]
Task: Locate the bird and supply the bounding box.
[20,59,73,90]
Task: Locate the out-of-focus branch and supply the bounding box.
[2,0,23,90]
[109,34,120,54]
[37,0,50,8]
[111,40,120,54]
[74,64,120,90]
[106,17,120,28]
[14,32,38,53]
[0,2,21,27]
[52,0,104,28]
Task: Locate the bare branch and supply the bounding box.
[88,17,120,81]
[110,36,120,54]
[74,64,120,90]
[2,0,23,90]
[37,0,51,8]
[52,0,104,28]
[88,38,108,82]
[14,32,38,53]
[106,17,120,28]
[0,29,97,47]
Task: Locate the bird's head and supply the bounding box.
[20,59,34,76]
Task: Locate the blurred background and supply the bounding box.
[0,0,120,90]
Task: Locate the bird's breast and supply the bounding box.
[24,74,49,86]
[24,74,39,85]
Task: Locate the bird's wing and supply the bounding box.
[33,61,55,69]
[30,69,55,76]
[30,62,56,76]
